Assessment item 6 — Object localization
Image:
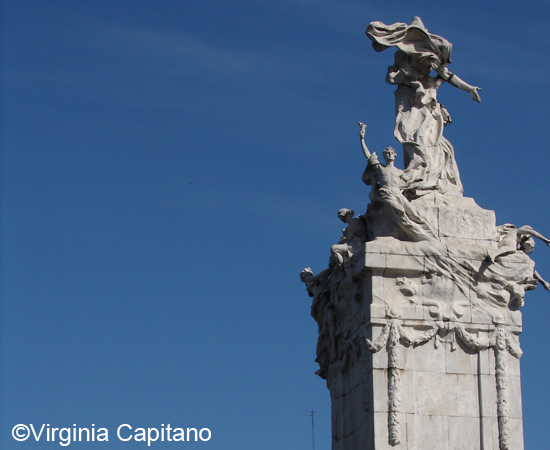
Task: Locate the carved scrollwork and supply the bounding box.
[421,298,471,322]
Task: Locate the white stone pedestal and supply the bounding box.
[320,238,525,450]
[331,320,523,450]
[302,193,538,450]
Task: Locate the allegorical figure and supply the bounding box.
[359,123,437,242]
[366,17,481,197]
[330,208,367,266]
[300,267,337,378]
[487,225,550,304]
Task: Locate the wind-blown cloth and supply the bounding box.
[365,17,463,196]
[366,17,452,70]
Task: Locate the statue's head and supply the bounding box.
[383,146,397,162]
[520,237,535,254]
[337,208,355,222]
[300,267,314,282]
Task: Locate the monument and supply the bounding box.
[301,17,549,450]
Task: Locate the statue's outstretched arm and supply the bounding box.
[534,270,550,291]
[437,65,481,103]
[517,225,550,246]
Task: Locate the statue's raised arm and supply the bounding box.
[358,121,372,160]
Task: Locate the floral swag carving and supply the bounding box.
[366,319,521,449]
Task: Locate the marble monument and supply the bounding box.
[301,17,549,450]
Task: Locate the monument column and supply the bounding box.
[302,17,548,450]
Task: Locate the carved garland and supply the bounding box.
[365,319,436,446]
[366,320,522,449]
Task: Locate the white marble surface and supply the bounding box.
[299,16,548,450]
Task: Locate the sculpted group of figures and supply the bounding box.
[301,17,550,378]
[368,16,480,198]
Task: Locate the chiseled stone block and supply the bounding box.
[508,375,523,420]
[412,414,448,450]
[479,374,498,418]
[481,416,499,449]
[506,418,525,450]
[412,338,446,374]
[445,340,478,375]
[413,372,478,417]
[436,197,497,241]
[448,416,481,450]
[404,413,417,450]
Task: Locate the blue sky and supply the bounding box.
[2,1,550,448]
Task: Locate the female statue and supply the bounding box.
[366,17,481,197]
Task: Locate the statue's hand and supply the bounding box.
[368,153,379,165]
[358,121,367,139]
[470,86,482,103]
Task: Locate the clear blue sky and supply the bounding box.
[2,1,549,448]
